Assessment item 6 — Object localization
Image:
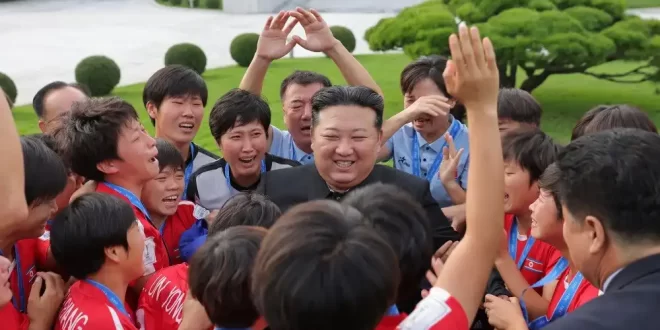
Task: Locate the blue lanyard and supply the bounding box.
[0,246,26,313]
[290,138,298,162]
[86,279,130,318]
[104,182,151,221]
[182,143,195,200]
[509,218,536,269]
[385,305,400,316]
[224,160,266,191]
[411,119,461,181]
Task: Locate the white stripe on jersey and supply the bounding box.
[398,287,452,330]
[107,305,125,330]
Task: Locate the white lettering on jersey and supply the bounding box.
[59,298,90,330]
[162,286,185,324]
[147,274,171,301]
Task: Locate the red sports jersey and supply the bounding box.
[55,281,138,330]
[97,183,169,275]
[160,202,196,265]
[137,264,188,330]
[398,287,469,330]
[504,214,561,287]
[6,237,51,314]
[375,313,409,330]
[545,268,599,320]
[0,303,28,330]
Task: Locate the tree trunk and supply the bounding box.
[519,71,551,93]
[498,62,517,88]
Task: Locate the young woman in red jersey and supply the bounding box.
[484,164,600,330]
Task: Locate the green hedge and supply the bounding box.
[165,43,207,74]
[74,56,121,96]
[0,72,17,106]
[230,33,259,67]
[330,26,356,53]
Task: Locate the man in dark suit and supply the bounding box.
[543,128,660,330]
[260,85,459,249]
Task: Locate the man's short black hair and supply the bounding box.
[279,70,332,99]
[400,55,466,122]
[252,200,399,330]
[538,163,563,219]
[54,97,140,182]
[502,128,563,183]
[342,183,433,313]
[50,193,136,279]
[155,138,184,172]
[143,65,208,125]
[557,129,660,243]
[209,192,281,235]
[208,89,271,141]
[32,81,89,118]
[497,88,542,126]
[311,86,384,130]
[21,135,68,206]
[189,226,266,328]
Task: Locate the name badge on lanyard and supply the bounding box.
[224,160,267,192]
[411,120,461,181]
[0,246,26,313]
[86,279,131,319]
[509,219,536,269]
[182,142,196,200]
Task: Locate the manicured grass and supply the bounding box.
[626,0,660,8]
[11,54,659,151]
[156,0,222,10]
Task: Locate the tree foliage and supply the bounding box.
[365,0,659,92]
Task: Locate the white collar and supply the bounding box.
[602,268,624,292]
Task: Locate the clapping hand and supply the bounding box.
[288,8,340,53]
[438,133,465,185]
[256,11,299,61]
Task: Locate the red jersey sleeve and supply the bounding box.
[399,287,469,330]
[162,202,197,265]
[0,303,29,330]
[136,264,189,330]
[573,282,600,310]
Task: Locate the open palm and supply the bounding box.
[256,11,298,60]
[289,8,338,53]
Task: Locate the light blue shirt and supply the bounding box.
[269,125,314,164]
[384,118,470,208]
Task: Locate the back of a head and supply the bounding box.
[502,127,563,182]
[143,64,208,124]
[583,105,657,137]
[50,193,137,279]
[557,128,660,244]
[497,88,542,126]
[208,89,271,141]
[189,226,266,328]
[209,193,281,235]
[342,183,432,308]
[311,86,384,130]
[32,81,89,118]
[252,200,399,330]
[56,97,139,181]
[21,135,68,206]
[279,70,332,99]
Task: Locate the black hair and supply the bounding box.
[342,183,432,313]
[189,226,267,328]
[155,138,184,172]
[50,193,137,279]
[143,65,209,125]
[209,192,281,235]
[53,97,140,182]
[32,81,89,118]
[21,135,68,206]
[538,163,563,219]
[252,200,399,330]
[208,89,271,141]
[557,128,660,243]
[311,86,384,130]
[400,55,466,122]
[583,104,657,137]
[497,88,542,126]
[502,128,563,184]
[279,70,332,99]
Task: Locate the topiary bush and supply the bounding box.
[165,43,207,74]
[169,0,182,6]
[206,0,221,9]
[0,72,17,105]
[330,26,356,53]
[74,56,121,97]
[230,33,259,67]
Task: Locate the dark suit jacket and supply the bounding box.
[545,253,660,330]
[259,163,460,250]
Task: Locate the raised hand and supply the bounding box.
[438,133,465,185]
[403,95,452,122]
[288,8,339,53]
[256,11,298,61]
[442,24,499,111]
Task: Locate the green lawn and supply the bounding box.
[626,0,660,8]
[155,0,222,10]
[11,54,659,150]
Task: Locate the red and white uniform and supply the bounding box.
[160,202,196,265]
[398,287,469,330]
[55,281,138,330]
[546,269,599,319]
[375,314,409,330]
[137,264,189,330]
[505,214,562,287]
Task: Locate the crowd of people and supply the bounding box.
[0,7,659,330]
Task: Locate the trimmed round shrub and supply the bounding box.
[330,26,356,53]
[169,0,182,6]
[206,0,221,9]
[0,72,17,105]
[230,33,259,67]
[74,56,121,97]
[165,43,207,74]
